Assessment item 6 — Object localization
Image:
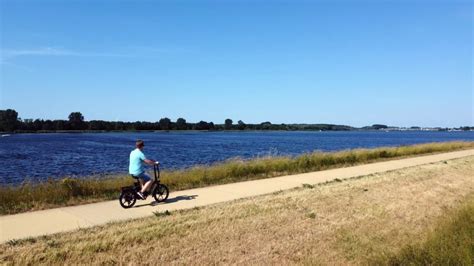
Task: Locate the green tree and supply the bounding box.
[0,109,19,132]
[42,120,54,131]
[33,119,43,131]
[176,118,187,130]
[260,121,272,130]
[68,112,86,130]
[89,120,108,130]
[225,119,233,130]
[159,117,171,130]
[21,119,34,130]
[372,124,388,130]
[194,121,210,130]
[237,120,246,130]
[114,121,125,131]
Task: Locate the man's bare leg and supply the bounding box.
[141,180,153,194]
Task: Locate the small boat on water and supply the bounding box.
[1,134,11,137]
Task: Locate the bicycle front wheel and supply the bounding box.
[153,184,169,203]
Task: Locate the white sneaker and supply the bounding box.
[137,191,146,200]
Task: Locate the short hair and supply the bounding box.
[136,140,144,148]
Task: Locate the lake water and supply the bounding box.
[1,131,473,185]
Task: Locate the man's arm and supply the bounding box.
[144,159,157,165]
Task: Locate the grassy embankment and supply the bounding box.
[1,141,473,215]
[1,155,472,264]
[377,199,474,265]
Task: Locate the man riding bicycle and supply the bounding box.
[129,139,158,199]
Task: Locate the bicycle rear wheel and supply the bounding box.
[119,191,136,208]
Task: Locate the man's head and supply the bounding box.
[136,139,145,150]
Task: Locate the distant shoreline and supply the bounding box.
[2,128,472,135]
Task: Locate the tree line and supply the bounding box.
[2,109,472,133]
[0,109,358,132]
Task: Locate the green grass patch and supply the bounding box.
[1,141,473,215]
[373,196,474,265]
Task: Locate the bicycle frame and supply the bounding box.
[153,164,161,182]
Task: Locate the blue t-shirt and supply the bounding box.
[129,148,147,175]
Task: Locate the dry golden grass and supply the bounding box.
[376,198,474,265]
[1,156,473,265]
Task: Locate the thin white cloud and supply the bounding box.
[1,47,132,59]
[2,47,73,57]
[1,45,192,62]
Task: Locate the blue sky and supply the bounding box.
[0,0,472,127]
